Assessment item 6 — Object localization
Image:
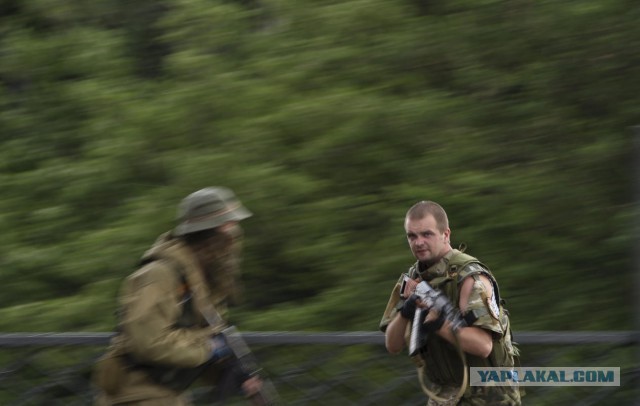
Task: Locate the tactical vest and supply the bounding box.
[408,250,518,388]
[116,238,227,392]
[137,234,234,330]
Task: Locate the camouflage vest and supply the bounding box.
[139,237,229,331]
[408,250,519,399]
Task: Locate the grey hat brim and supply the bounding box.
[174,205,252,236]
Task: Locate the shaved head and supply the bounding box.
[405,201,449,232]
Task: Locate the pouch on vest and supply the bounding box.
[92,349,127,396]
[125,354,214,393]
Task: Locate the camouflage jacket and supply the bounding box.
[98,232,240,402]
[380,249,521,405]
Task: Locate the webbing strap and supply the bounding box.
[417,332,468,405]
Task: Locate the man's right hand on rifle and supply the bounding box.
[209,333,265,402]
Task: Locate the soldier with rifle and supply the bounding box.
[379,201,521,405]
[93,187,279,405]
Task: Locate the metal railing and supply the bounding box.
[0,331,638,405]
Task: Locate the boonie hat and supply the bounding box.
[174,187,252,236]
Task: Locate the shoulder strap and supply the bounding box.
[449,251,503,307]
[148,254,227,331]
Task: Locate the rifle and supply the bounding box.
[124,315,280,404]
[200,303,282,405]
[402,274,466,356]
[401,274,468,404]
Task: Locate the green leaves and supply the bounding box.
[0,0,635,332]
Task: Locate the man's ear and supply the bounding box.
[444,228,451,243]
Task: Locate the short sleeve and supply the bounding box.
[379,274,406,332]
[463,274,504,338]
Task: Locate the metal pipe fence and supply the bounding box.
[0,331,637,405]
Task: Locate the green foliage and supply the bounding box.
[0,0,637,335]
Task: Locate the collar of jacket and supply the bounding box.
[418,249,458,281]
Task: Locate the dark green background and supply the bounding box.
[0,0,637,335]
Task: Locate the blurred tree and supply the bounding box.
[0,0,637,334]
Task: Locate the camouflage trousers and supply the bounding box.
[425,385,521,406]
[425,386,461,406]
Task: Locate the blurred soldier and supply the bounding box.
[380,201,521,405]
[93,187,262,405]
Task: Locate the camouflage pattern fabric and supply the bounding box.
[380,250,521,406]
[425,385,521,406]
[93,233,239,405]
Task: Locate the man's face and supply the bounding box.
[197,221,242,265]
[405,214,450,265]
[219,221,241,237]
